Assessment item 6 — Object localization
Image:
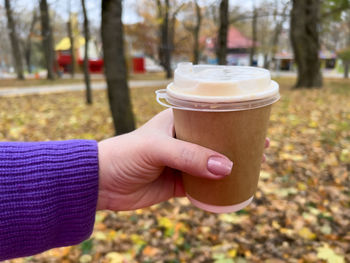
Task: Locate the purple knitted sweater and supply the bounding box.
[0,140,99,261]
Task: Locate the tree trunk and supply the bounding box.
[67,0,75,78]
[24,10,38,74]
[217,0,229,65]
[81,0,92,104]
[249,6,257,66]
[193,0,202,64]
[156,0,164,70]
[40,0,55,80]
[290,0,322,88]
[101,0,135,135]
[270,2,289,70]
[67,20,75,78]
[344,61,349,78]
[168,4,184,78]
[5,0,24,80]
[162,0,171,78]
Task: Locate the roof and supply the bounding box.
[227,27,254,49]
[55,36,85,51]
[204,27,255,49]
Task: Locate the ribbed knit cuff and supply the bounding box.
[0,140,99,260]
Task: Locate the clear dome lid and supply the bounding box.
[167,62,279,103]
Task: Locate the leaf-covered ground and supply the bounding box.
[1,78,350,263]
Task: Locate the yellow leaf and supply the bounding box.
[105,252,125,263]
[317,244,345,263]
[79,254,92,263]
[227,248,237,258]
[260,171,271,179]
[340,149,350,162]
[309,120,318,128]
[219,213,247,224]
[131,234,146,245]
[158,217,174,229]
[280,228,293,236]
[273,187,298,198]
[279,152,304,161]
[297,182,307,191]
[272,220,281,229]
[298,227,316,240]
[94,231,107,241]
[283,144,294,151]
[107,230,117,241]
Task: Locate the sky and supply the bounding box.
[16,0,261,27]
[17,0,143,26]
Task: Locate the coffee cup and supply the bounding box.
[156,63,279,213]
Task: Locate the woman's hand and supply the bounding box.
[97,109,269,211]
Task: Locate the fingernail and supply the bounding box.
[207,156,233,176]
[265,138,270,148]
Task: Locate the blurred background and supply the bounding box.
[1,0,350,262]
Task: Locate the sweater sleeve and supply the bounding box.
[0,140,99,261]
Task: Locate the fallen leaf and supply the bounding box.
[316,244,345,263]
[298,227,316,240]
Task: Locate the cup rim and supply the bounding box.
[156,88,280,112]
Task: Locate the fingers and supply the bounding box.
[151,136,233,180]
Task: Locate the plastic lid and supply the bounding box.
[167,63,279,103]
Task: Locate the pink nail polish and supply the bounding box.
[207,156,233,177]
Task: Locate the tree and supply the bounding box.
[321,0,350,78]
[193,0,202,64]
[249,3,258,66]
[269,0,290,69]
[217,0,229,65]
[101,0,135,135]
[81,0,92,105]
[290,0,322,88]
[40,0,55,80]
[24,10,39,74]
[156,0,184,78]
[183,0,202,64]
[337,48,350,78]
[67,0,75,78]
[157,0,171,77]
[5,0,25,80]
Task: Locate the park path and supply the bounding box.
[0,79,171,97]
[0,70,344,97]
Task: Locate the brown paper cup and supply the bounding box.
[155,64,279,213]
[172,105,272,213]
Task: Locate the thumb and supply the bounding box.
[152,136,233,180]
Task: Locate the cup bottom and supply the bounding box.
[186,194,254,213]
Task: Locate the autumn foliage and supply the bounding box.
[1,77,350,262]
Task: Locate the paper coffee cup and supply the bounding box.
[156,63,280,213]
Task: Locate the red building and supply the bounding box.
[55,36,104,73]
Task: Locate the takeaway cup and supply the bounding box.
[156,63,280,213]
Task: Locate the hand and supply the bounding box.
[97,109,269,211]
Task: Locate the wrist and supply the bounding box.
[97,140,109,211]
